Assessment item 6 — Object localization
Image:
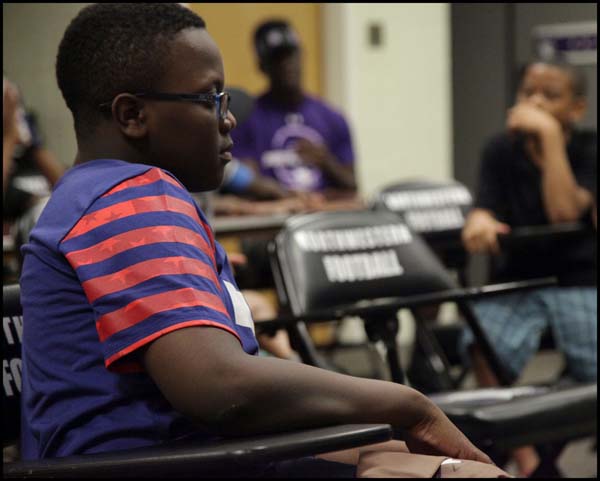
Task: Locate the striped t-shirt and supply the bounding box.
[20,159,258,459]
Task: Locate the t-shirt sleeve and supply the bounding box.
[474,135,508,219]
[59,168,240,372]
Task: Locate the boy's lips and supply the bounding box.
[219,142,233,164]
[219,151,232,164]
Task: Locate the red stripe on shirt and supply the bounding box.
[65,225,212,267]
[97,287,230,342]
[105,320,242,371]
[82,256,219,303]
[64,195,201,242]
[101,168,183,198]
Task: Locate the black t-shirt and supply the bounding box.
[475,129,597,286]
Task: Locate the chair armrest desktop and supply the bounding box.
[255,277,558,332]
[4,424,392,478]
[434,383,597,449]
[498,222,592,248]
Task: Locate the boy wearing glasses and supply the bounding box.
[19,3,507,477]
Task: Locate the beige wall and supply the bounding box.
[323,3,453,199]
[3,3,90,167]
[322,4,453,347]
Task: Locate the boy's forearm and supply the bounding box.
[210,354,430,437]
[538,130,593,223]
[320,157,357,191]
[144,325,431,440]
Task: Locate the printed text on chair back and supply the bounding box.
[372,179,472,234]
[273,210,457,316]
[3,284,23,445]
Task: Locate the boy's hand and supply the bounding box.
[462,209,511,255]
[506,103,561,138]
[294,139,332,169]
[405,401,493,465]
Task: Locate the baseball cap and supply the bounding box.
[254,20,300,63]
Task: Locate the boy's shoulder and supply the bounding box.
[32,160,173,248]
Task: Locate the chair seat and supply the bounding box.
[429,384,597,449]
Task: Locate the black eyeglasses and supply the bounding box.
[99,91,231,120]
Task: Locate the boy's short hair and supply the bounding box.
[516,56,587,99]
[56,3,206,138]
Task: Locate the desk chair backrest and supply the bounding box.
[371,179,473,277]
[371,179,472,234]
[270,210,457,317]
[3,284,23,446]
[270,210,512,385]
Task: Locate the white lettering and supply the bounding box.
[405,207,465,232]
[322,250,403,283]
[2,316,23,345]
[383,186,472,211]
[3,317,14,345]
[10,359,21,393]
[3,360,13,396]
[294,225,412,253]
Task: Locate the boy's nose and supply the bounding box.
[220,111,237,132]
[528,92,546,108]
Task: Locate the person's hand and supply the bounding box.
[294,139,332,169]
[251,192,327,215]
[405,401,493,465]
[462,209,511,255]
[506,102,561,139]
[3,79,20,144]
[289,190,327,211]
[227,252,247,276]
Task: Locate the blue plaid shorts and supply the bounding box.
[459,286,597,382]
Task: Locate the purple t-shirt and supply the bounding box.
[20,159,259,459]
[231,92,355,192]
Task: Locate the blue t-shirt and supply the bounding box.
[231,92,355,192]
[20,159,259,459]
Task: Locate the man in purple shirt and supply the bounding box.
[231,20,357,197]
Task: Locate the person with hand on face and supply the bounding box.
[231,19,357,202]
[460,58,597,477]
[20,3,508,477]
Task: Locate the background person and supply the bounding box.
[231,19,357,200]
[460,57,597,477]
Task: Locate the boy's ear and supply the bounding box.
[569,96,587,123]
[112,93,148,139]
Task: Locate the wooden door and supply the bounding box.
[189,3,322,96]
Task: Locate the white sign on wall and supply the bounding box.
[533,21,597,65]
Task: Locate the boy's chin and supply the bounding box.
[186,173,224,194]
